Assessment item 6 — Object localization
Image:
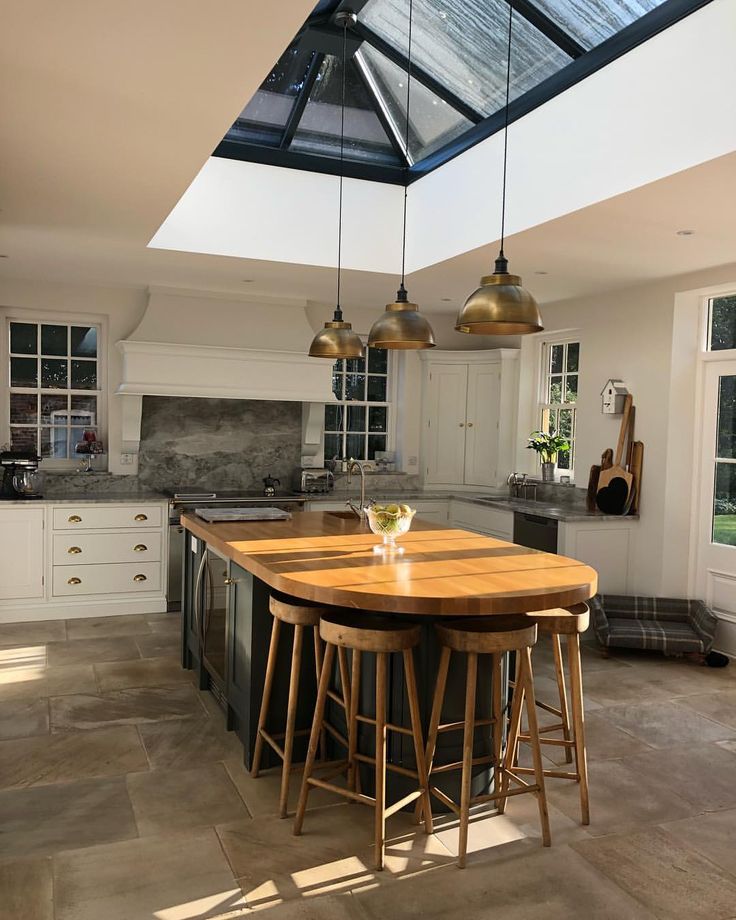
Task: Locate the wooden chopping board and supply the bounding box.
[596,395,634,514]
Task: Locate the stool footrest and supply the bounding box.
[519,733,574,748]
[437,717,494,734]
[384,790,423,819]
[307,776,375,807]
[322,721,349,750]
[326,689,348,708]
[472,782,540,806]
[535,699,563,718]
[353,751,420,781]
[514,765,580,781]
[430,786,460,816]
[430,754,495,775]
[354,713,413,737]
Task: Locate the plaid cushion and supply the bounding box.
[606,617,706,653]
[592,594,718,653]
[598,595,690,623]
[689,600,718,649]
[589,595,610,645]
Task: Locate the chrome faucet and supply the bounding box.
[346,459,368,519]
[507,472,537,502]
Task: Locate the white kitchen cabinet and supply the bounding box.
[558,519,638,594]
[420,350,519,488]
[449,500,514,540]
[0,506,45,600]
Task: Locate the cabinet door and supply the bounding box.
[424,364,468,484]
[0,507,45,600]
[464,363,501,487]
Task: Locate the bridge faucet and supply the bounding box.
[346,459,368,519]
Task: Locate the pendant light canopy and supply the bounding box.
[309,11,364,360]
[455,5,543,337]
[368,0,434,351]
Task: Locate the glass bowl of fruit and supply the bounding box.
[365,503,416,554]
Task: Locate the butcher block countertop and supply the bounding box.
[181,510,597,617]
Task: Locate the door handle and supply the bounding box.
[133,574,147,582]
[193,552,207,643]
[67,546,82,554]
[133,544,147,552]
[134,513,148,522]
[68,515,82,523]
[67,577,82,585]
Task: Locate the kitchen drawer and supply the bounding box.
[450,501,513,539]
[53,531,163,566]
[52,505,163,531]
[52,561,162,597]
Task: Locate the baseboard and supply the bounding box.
[0,596,168,623]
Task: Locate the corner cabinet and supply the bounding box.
[420,349,519,489]
[0,506,45,600]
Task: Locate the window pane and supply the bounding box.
[367,347,388,374]
[70,394,97,426]
[710,296,736,351]
[713,462,736,545]
[531,0,665,51]
[41,358,68,389]
[332,370,343,400]
[347,406,366,432]
[550,344,563,373]
[557,449,571,471]
[369,406,387,432]
[41,394,69,425]
[543,408,558,435]
[346,354,366,374]
[346,432,364,460]
[11,357,38,387]
[10,427,38,452]
[368,434,387,460]
[566,342,580,372]
[345,374,365,401]
[10,393,37,425]
[71,360,97,390]
[548,375,562,404]
[41,324,68,356]
[325,404,343,432]
[10,322,37,355]
[367,376,387,402]
[71,427,96,452]
[565,374,578,404]
[71,326,97,358]
[717,376,736,460]
[558,409,573,440]
[42,427,69,459]
[324,433,341,461]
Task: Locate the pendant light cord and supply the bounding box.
[498,1,513,263]
[398,0,413,293]
[335,20,348,319]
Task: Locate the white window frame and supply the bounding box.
[2,311,107,471]
[538,336,579,478]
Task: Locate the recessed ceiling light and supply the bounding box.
[676,229,694,236]
[241,278,254,283]
[534,270,548,275]
[441,297,452,302]
[0,254,8,259]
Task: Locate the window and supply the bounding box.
[7,319,102,462]
[708,294,736,351]
[324,345,390,462]
[540,340,579,472]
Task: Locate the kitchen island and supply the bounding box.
[180,510,597,801]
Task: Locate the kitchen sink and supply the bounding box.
[324,510,362,520]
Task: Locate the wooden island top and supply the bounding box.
[181,510,597,617]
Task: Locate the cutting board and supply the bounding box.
[586,448,613,511]
[596,395,634,514]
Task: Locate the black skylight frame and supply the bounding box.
[214,0,713,185]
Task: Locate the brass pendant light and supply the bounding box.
[368,0,435,350]
[309,11,364,360]
[455,4,543,336]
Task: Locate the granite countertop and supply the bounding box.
[3,492,169,505]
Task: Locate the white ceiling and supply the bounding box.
[1,1,735,312]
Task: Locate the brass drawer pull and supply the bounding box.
[67,546,82,555]
[134,513,148,522]
[68,515,82,523]
[133,573,147,582]
[133,544,147,552]
[67,577,82,585]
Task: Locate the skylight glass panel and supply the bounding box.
[530,0,667,51]
[290,55,403,165]
[358,44,472,162]
[361,0,572,118]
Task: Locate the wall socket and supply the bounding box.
[120,453,136,466]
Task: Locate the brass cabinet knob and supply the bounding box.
[133,544,147,552]
[223,577,236,586]
[459,422,465,428]
[67,546,82,555]
[467,422,474,428]
[134,513,148,522]
[133,574,147,582]
[68,515,82,523]
[67,577,82,585]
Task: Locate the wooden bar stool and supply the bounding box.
[251,593,351,818]
[293,610,433,871]
[425,615,550,869]
[512,603,590,825]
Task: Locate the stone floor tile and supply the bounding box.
[579,670,672,708]
[662,806,736,878]
[222,756,345,819]
[0,775,137,859]
[253,894,368,919]
[0,663,97,703]
[0,857,53,920]
[146,611,184,634]
[50,686,205,731]
[65,614,151,641]
[127,763,249,836]
[135,632,181,659]
[0,726,148,790]
[529,710,655,767]
[0,620,66,648]
[623,741,736,810]
[53,827,246,920]
[572,825,736,920]
[138,717,241,770]
[601,699,736,748]
[676,688,736,729]
[94,656,191,692]
[0,697,49,741]
[47,636,141,667]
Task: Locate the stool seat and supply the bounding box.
[270,593,323,627]
[320,610,421,652]
[529,603,590,635]
[436,615,537,653]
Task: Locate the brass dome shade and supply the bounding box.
[309,308,364,359]
[368,285,436,350]
[455,254,543,335]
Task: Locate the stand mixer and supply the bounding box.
[0,451,44,499]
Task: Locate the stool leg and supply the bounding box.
[552,633,573,764]
[313,625,327,763]
[519,647,551,847]
[458,652,478,869]
[415,645,450,824]
[294,642,335,836]
[491,652,502,801]
[499,657,524,816]
[348,649,361,796]
[252,616,281,778]
[403,647,433,835]
[374,651,388,871]
[568,634,590,825]
[338,646,352,719]
[279,623,303,819]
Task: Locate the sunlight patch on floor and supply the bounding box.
[0,645,47,684]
